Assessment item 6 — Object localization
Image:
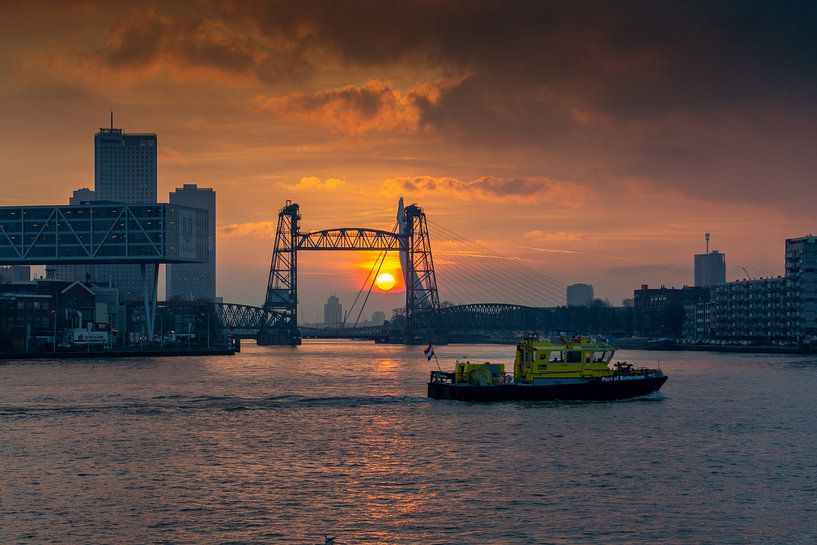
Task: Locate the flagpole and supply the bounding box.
[425,343,442,371]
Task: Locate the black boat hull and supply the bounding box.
[428,375,668,402]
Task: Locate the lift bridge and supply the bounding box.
[215,200,563,345]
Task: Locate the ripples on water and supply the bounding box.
[1,341,816,544]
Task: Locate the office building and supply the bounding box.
[710,277,786,341]
[566,283,594,307]
[324,295,342,327]
[166,184,216,301]
[785,236,817,342]
[95,124,157,202]
[633,284,705,338]
[694,233,727,287]
[93,122,158,301]
[372,310,386,325]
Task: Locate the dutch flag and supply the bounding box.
[423,343,435,361]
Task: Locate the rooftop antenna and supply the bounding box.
[110,111,114,130]
[705,232,710,254]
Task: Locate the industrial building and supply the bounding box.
[0,280,102,351]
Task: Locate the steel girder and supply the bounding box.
[414,303,555,332]
[213,303,285,331]
[295,228,404,251]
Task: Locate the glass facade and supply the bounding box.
[0,204,207,264]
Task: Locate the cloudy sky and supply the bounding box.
[1,1,816,316]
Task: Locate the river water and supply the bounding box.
[1,341,816,544]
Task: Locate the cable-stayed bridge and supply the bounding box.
[213,200,568,344]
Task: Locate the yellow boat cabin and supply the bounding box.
[514,337,616,383]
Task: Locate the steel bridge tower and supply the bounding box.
[259,201,301,345]
[401,203,440,339]
[258,200,439,345]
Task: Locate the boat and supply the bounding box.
[427,336,667,402]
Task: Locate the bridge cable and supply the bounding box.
[429,220,566,296]
[429,229,562,306]
[351,247,389,329]
[428,221,566,306]
[342,223,398,328]
[342,248,387,327]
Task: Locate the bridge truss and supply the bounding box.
[212,302,559,341]
[259,201,440,345]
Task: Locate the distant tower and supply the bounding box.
[324,295,343,327]
[166,184,216,301]
[567,283,594,307]
[694,233,726,287]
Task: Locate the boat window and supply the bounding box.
[548,351,563,362]
[539,352,547,360]
[566,350,582,363]
[592,351,606,363]
[604,351,613,363]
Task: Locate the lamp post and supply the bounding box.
[51,306,57,353]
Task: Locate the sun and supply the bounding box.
[375,272,396,291]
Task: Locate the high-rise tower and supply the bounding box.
[93,117,158,301]
[94,118,157,203]
[694,233,727,287]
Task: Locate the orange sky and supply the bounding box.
[1,1,816,317]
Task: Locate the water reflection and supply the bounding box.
[2,342,817,543]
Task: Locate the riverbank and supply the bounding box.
[0,348,236,361]
[614,340,807,355]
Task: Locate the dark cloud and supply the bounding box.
[95,6,311,82]
[256,80,425,134]
[42,1,817,211]
[381,175,592,204]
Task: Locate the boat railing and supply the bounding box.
[613,361,661,376]
[430,370,455,384]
